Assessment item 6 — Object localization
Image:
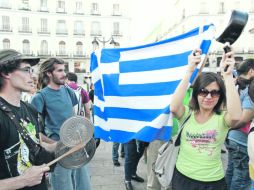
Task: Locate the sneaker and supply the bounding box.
[113,160,120,167]
[131,174,144,183]
[124,181,133,190]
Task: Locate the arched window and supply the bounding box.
[3,38,10,49]
[59,41,66,55]
[40,40,48,55]
[22,39,30,54]
[76,41,83,55]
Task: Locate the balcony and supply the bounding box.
[37,51,52,57]
[73,52,87,58]
[112,31,122,37]
[38,29,50,35]
[38,7,49,12]
[90,10,101,15]
[73,30,85,36]
[56,8,66,14]
[56,52,69,57]
[19,5,31,11]
[90,31,102,36]
[19,27,32,33]
[56,30,68,35]
[112,11,122,16]
[74,10,84,15]
[0,26,12,32]
[0,3,11,9]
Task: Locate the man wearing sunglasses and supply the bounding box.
[0,49,56,190]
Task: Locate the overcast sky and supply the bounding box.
[129,0,171,46]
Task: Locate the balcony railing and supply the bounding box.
[0,3,11,9]
[73,30,85,36]
[112,31,122,37]
[112,11,122,16]
[19,27,32,33]
[73,53,87,58]
[56,8,66,13]
[0,27,12,32]
[38,29,50,34]
[37,51,51,56]
[19,5,31,11]
[90,10,101,15]
[38,7,49,12]
[90,31,102,36]
[56,30,68,35]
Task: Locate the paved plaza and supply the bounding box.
[89,141,228,190]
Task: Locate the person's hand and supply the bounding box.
[187,49,202,73]
[220,46,235,76]
[21,164,49,187]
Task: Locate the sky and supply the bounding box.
[128,0,172,46]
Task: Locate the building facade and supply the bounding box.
[146,0,254,72]
[0,0,131,85]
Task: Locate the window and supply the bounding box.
[75,1,83,13]
[40,40,48,55]
[22,39,30,54]
[113,4,120,15]
[76,41,83,55]
[40,0,47,11]
[59,41,66,55]
[22,17,30,32]
[20,0,30,10]
[218,2,225,13]
[56,20,67,34]
[199,2,208,14]
[251,1,254,12]
[40,18,48,33]
[1,16,10,31]
[74,21,84,35]
[91,21,101,35]
[3,38,10,49]
[0,0,11,8]
[57,0,65,12]
[91,2,99,14]
[113,22,120,35]
[92,3,98,11]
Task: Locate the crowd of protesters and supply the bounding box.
[1,44,254,190]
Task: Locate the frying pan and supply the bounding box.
[216,10,248,71]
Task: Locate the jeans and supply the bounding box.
[50,164,91,190]
[225,139,251,190]
[112,142,124,161]
[124,140,146,181]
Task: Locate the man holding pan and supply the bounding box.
[0,49,56,190]
[31,58,91,190]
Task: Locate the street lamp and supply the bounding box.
[92,36,119,50]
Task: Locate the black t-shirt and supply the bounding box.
[0,97,48,190]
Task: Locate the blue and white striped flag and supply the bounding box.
[90,24,215,143]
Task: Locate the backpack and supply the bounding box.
[73,86,85,116]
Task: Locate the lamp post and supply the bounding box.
[92,36,119,50]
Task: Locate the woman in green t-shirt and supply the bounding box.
[170,48,242,190]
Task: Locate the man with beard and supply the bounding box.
[31,58,91,190]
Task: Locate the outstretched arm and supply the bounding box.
[170,49,201,119]
[221,49,242,126]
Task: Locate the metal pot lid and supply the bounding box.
[60,116,94,147]
[55,138,96,169]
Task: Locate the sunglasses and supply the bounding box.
[198,88,221,98]
[16,67,34,74]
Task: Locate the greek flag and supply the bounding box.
[90,24,215,143]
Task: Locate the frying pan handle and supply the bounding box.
[223,45,231,72]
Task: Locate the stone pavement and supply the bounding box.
[89,141,147,190]
[89,141,228,190]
